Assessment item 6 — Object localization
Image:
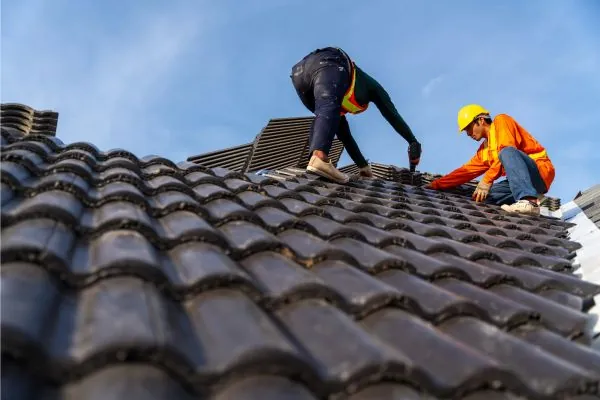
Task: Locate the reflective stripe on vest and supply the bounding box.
[482,124,548,164]
[340,63,369,116]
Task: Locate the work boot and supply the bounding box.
[359,164,373,178]
[501,199,540,216]
[306,155,349,184]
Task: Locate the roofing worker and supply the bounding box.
[290,46,422,183]
[426,104,555,216]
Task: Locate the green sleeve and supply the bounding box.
[357,68,418,144]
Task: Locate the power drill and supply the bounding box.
[408,141,421,173]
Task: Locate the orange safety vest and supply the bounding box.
[340,59,369,116]
[482,123,548,164]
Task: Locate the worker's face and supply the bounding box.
[464,118,485,141]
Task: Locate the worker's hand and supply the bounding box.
[472,181,491,202]
[359,164,374,178]
[408,141,421,168]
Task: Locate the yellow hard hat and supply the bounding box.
[457,104,490,132]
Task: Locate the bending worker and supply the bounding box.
[290,46,422,183]
[426,104,555,216]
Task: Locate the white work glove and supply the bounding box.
[472,181,491,203]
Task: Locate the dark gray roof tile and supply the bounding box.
[330,237,407,273]
[62,364,196,400]
[1,357,44,400]
[275,299,410,392]
[462,391,529,400]
[515,327,600,374]
[146,175,190,193]
[0,182,15,204]
[435,278,540,327]
[345,221,407,247]
[236,190,282,210]
[388,229,461,254]
[254,206,312,233]
[472,259,574,292]
[277,229,357,267]
[468,242,573,271]
[1,263,62,348]
[278,197,327,217]
[149,191,205,216]
[488,284,593,338]
[192,183,235,203]
[94,181,147,205]
[183,170,222,186]
[81,200,154,234]
[301,214,365,241]
[222,177,258,193]
[538,289,585,311]
[1,219,76,270]
[158,210,225,245]
[218,220,282,257]
[240,251,329,307]
[440,317,598,397]
[2,189,84,227]
[165,242,253,295]
[261,184,302,199]
[97,166,142,185]
[1,160,34,187]
[3,127,600,399]
[311,260,400,315]
[347,383,437,400]
[203,198,257,224]
[214,375,318,400]
[322,205,374,224]
[377,270,485,322]
[361,308,507,397]
[71,230,162,278]
[185,289,307,376]
[427,254,509,286]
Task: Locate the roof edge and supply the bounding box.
[561,199,600,348]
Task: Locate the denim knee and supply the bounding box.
[498,146,518,161]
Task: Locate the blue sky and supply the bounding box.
[2,0,599,201]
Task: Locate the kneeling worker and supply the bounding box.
[290,46,422,183]
[426,104,555,216]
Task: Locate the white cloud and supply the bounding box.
[421,75,445,98]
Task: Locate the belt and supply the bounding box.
[311,47,353,77]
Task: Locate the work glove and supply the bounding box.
[359,164,374,178]
[472,181,491,203]
[408,141,422,172]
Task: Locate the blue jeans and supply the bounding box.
[486,146,547,206]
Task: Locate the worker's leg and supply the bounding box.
[308,64,349,156]
[490,146,547,215]
[486,180,515,206]
[499,146,547,200]
[336,116,368,168]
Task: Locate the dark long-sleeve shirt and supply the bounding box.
[351,65,417,144]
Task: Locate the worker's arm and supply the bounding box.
[336,116,369,168]
[358,68,418,144]
[429,152,489,190]
[480,115,519,184]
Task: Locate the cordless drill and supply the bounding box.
[408,141,421,173]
